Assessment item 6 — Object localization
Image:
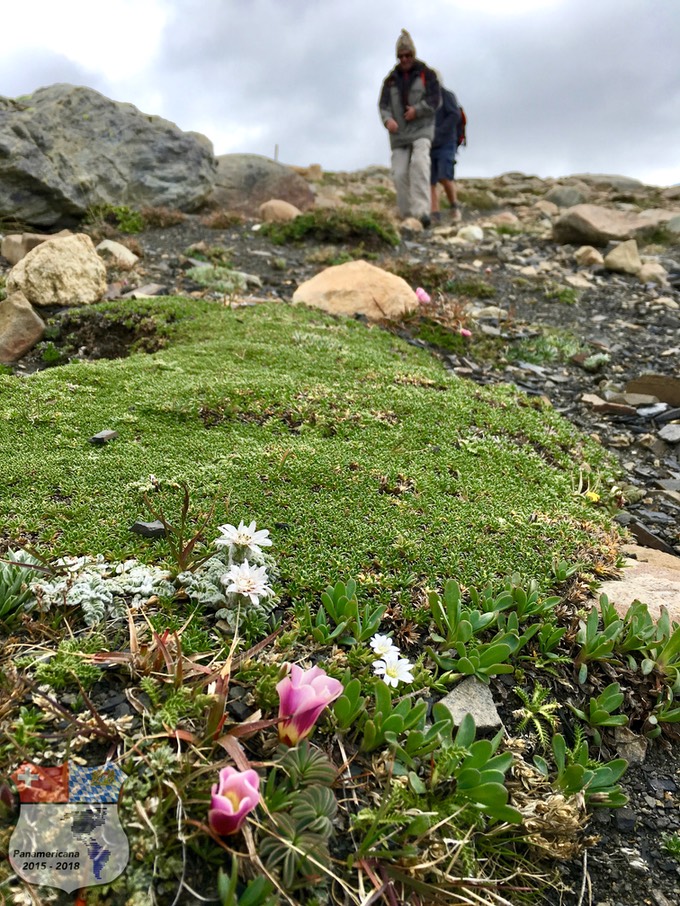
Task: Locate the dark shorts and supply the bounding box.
[431,149,456,185]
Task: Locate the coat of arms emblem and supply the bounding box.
[9,761,129,893]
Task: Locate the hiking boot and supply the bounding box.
[420,214,431,229]
[450,205,462,223]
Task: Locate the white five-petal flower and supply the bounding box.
[221,560,272,605]
[369,633,399,659]
[215,520,272,559]
[372,650,414,688]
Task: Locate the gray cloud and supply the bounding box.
[2,0,679,185]
[0,50,108,100]
[148,0,679,183]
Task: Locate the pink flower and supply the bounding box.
[276,663,344,746]
[415,287,431,304]
[459,327,472,338]
[208,766,260,836]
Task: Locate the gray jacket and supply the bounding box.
[378,61,440,149]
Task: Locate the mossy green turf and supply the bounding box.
[0,298,615,601]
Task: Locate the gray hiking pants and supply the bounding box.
[391,137,432,220]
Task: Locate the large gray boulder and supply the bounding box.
[553,203,679,245]
[207,154,314,215]
[0,84,217,227]
[545,184,588,208]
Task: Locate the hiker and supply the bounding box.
[378,29,441,229]
[430,74,465,223]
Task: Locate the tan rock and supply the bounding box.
[474,305,509,320]
[96,239,139,268]
[401,217,423,231]
[603,239,641,275]
[637,261,668,285]
[574,245,604,267]
[0,291,46,363]
[655,296,679,310]
[626,374,680,407]
[595,545,680,622]
[6,233,107,307]
[489,211,519,226]
[532,199,559,217]
[581,393,635,416]
[258,199,302,223]
[313,192,343,210]
[619,392,659,406]
[1,230,71,265]
[292,260,418,321]
[291,163,323,182]
[553,203,678,245]
[565,274,593,289]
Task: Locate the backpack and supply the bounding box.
[457,105,467,148]
[447,90,467,148]
[437,86,467,149]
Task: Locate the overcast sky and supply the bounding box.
[3,0,679,186]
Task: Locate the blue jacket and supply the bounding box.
[432,88,462,152]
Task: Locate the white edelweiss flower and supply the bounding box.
[369,633,399,658]
[215,520,273,559]
[372,650,414,688]
[221,559,272,605]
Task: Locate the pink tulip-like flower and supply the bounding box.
[208,766,260,836]
[277,663,344,746]
[415,287,431,304]
[459,327,472,338]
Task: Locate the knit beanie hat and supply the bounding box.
[396,29,416,57]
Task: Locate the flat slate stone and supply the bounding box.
[89,429,118,444]
[654,479,680,492]
[656,407,680,424]
[629,520,678,555]
[437,676,502,730]
[130,520,166,538]
[659,424,680,444]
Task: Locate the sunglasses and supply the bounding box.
[398,52,413,59]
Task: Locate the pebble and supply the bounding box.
[88,429,118,444]
[130,520,166,538]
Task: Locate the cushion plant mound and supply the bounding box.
[0,297,616,598]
